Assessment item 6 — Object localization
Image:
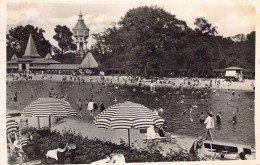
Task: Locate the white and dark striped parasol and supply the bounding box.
[6,116,19,133]
[23,98,77,117]
[6,114,12,121]
[94,101,165,146]
[23,98,77,129]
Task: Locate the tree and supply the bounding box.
[91,6,255,78]
[53,25,77,55]
[92,6,188,77]
[6,25,52,60]
[184,17,218,77]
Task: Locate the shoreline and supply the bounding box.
[6,74,255,92]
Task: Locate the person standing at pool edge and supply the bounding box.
[204,112,214,141]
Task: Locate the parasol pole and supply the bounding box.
[37,117,40,129]
[128,129,131,147]
[49,116,51,132]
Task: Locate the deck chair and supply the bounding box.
[142,126,175,144]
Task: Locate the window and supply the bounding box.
[79,31,83,34]
[74,31,77,34]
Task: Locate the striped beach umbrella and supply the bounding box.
[94,101,165,146]
[23,98,77,129]
[6,118,19,133]
[6,114,12,121]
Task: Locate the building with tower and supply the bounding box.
[7,33,98,74]
[7,11,99,74]
[72,11,89,57]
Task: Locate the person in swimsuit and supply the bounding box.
[204,112,214,141]
[77,99,82,117]
[13,93,18,108]
[7,131,19,156]
[199,112,206,123]
[57,143,68,164]
[189,136,204,159]
[67,139,77,163]
[216,111,222,124]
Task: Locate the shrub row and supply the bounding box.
[22,127,198,163]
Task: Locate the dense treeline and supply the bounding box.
[91,6,255,77]
[6,6,255,78]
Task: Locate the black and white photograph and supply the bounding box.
[2,0,259,164]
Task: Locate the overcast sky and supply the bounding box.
[6,2,255,50]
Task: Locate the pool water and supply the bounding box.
[6,81,255,146]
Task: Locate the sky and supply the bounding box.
[6,1,255,50]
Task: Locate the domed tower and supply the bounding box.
[72,11,89,57]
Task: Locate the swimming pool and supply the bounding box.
[6,81,255,146]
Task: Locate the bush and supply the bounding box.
[22,128,198,163]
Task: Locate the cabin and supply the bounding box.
[224,67,243,81]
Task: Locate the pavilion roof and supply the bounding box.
[31,58,60,64]
[11,54,18,60]
[45,53,53,59]
[79,52,98,69]
[225,67,243,70]
[23,34,41,58]
[46,64,80,70]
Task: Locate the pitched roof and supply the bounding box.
[46,64,80,70]
[23,34,41,58]
[7,60,18,64]
[79,52,98,68]
[32,58,60,64]
[73,13,89,30]
[11,54,18,60]
[225,67,243,70]
[45,53,53,59]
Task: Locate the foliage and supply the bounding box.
[91,6,255,77]
[92,6,188,78]
[183,17,218,77]
[53,25,77,55]
[53,52,77,64]
[22,127,197,163]
[6,25,52,60]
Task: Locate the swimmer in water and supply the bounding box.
[183,109,188,115]
[216,111,221,124]
[193,103,198,109]
[189,108,193,114]
[232,112,237,124]
[249,106,253,111]
[113,97,117,102]
[190,117,193,122]
[199,112,206,123]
